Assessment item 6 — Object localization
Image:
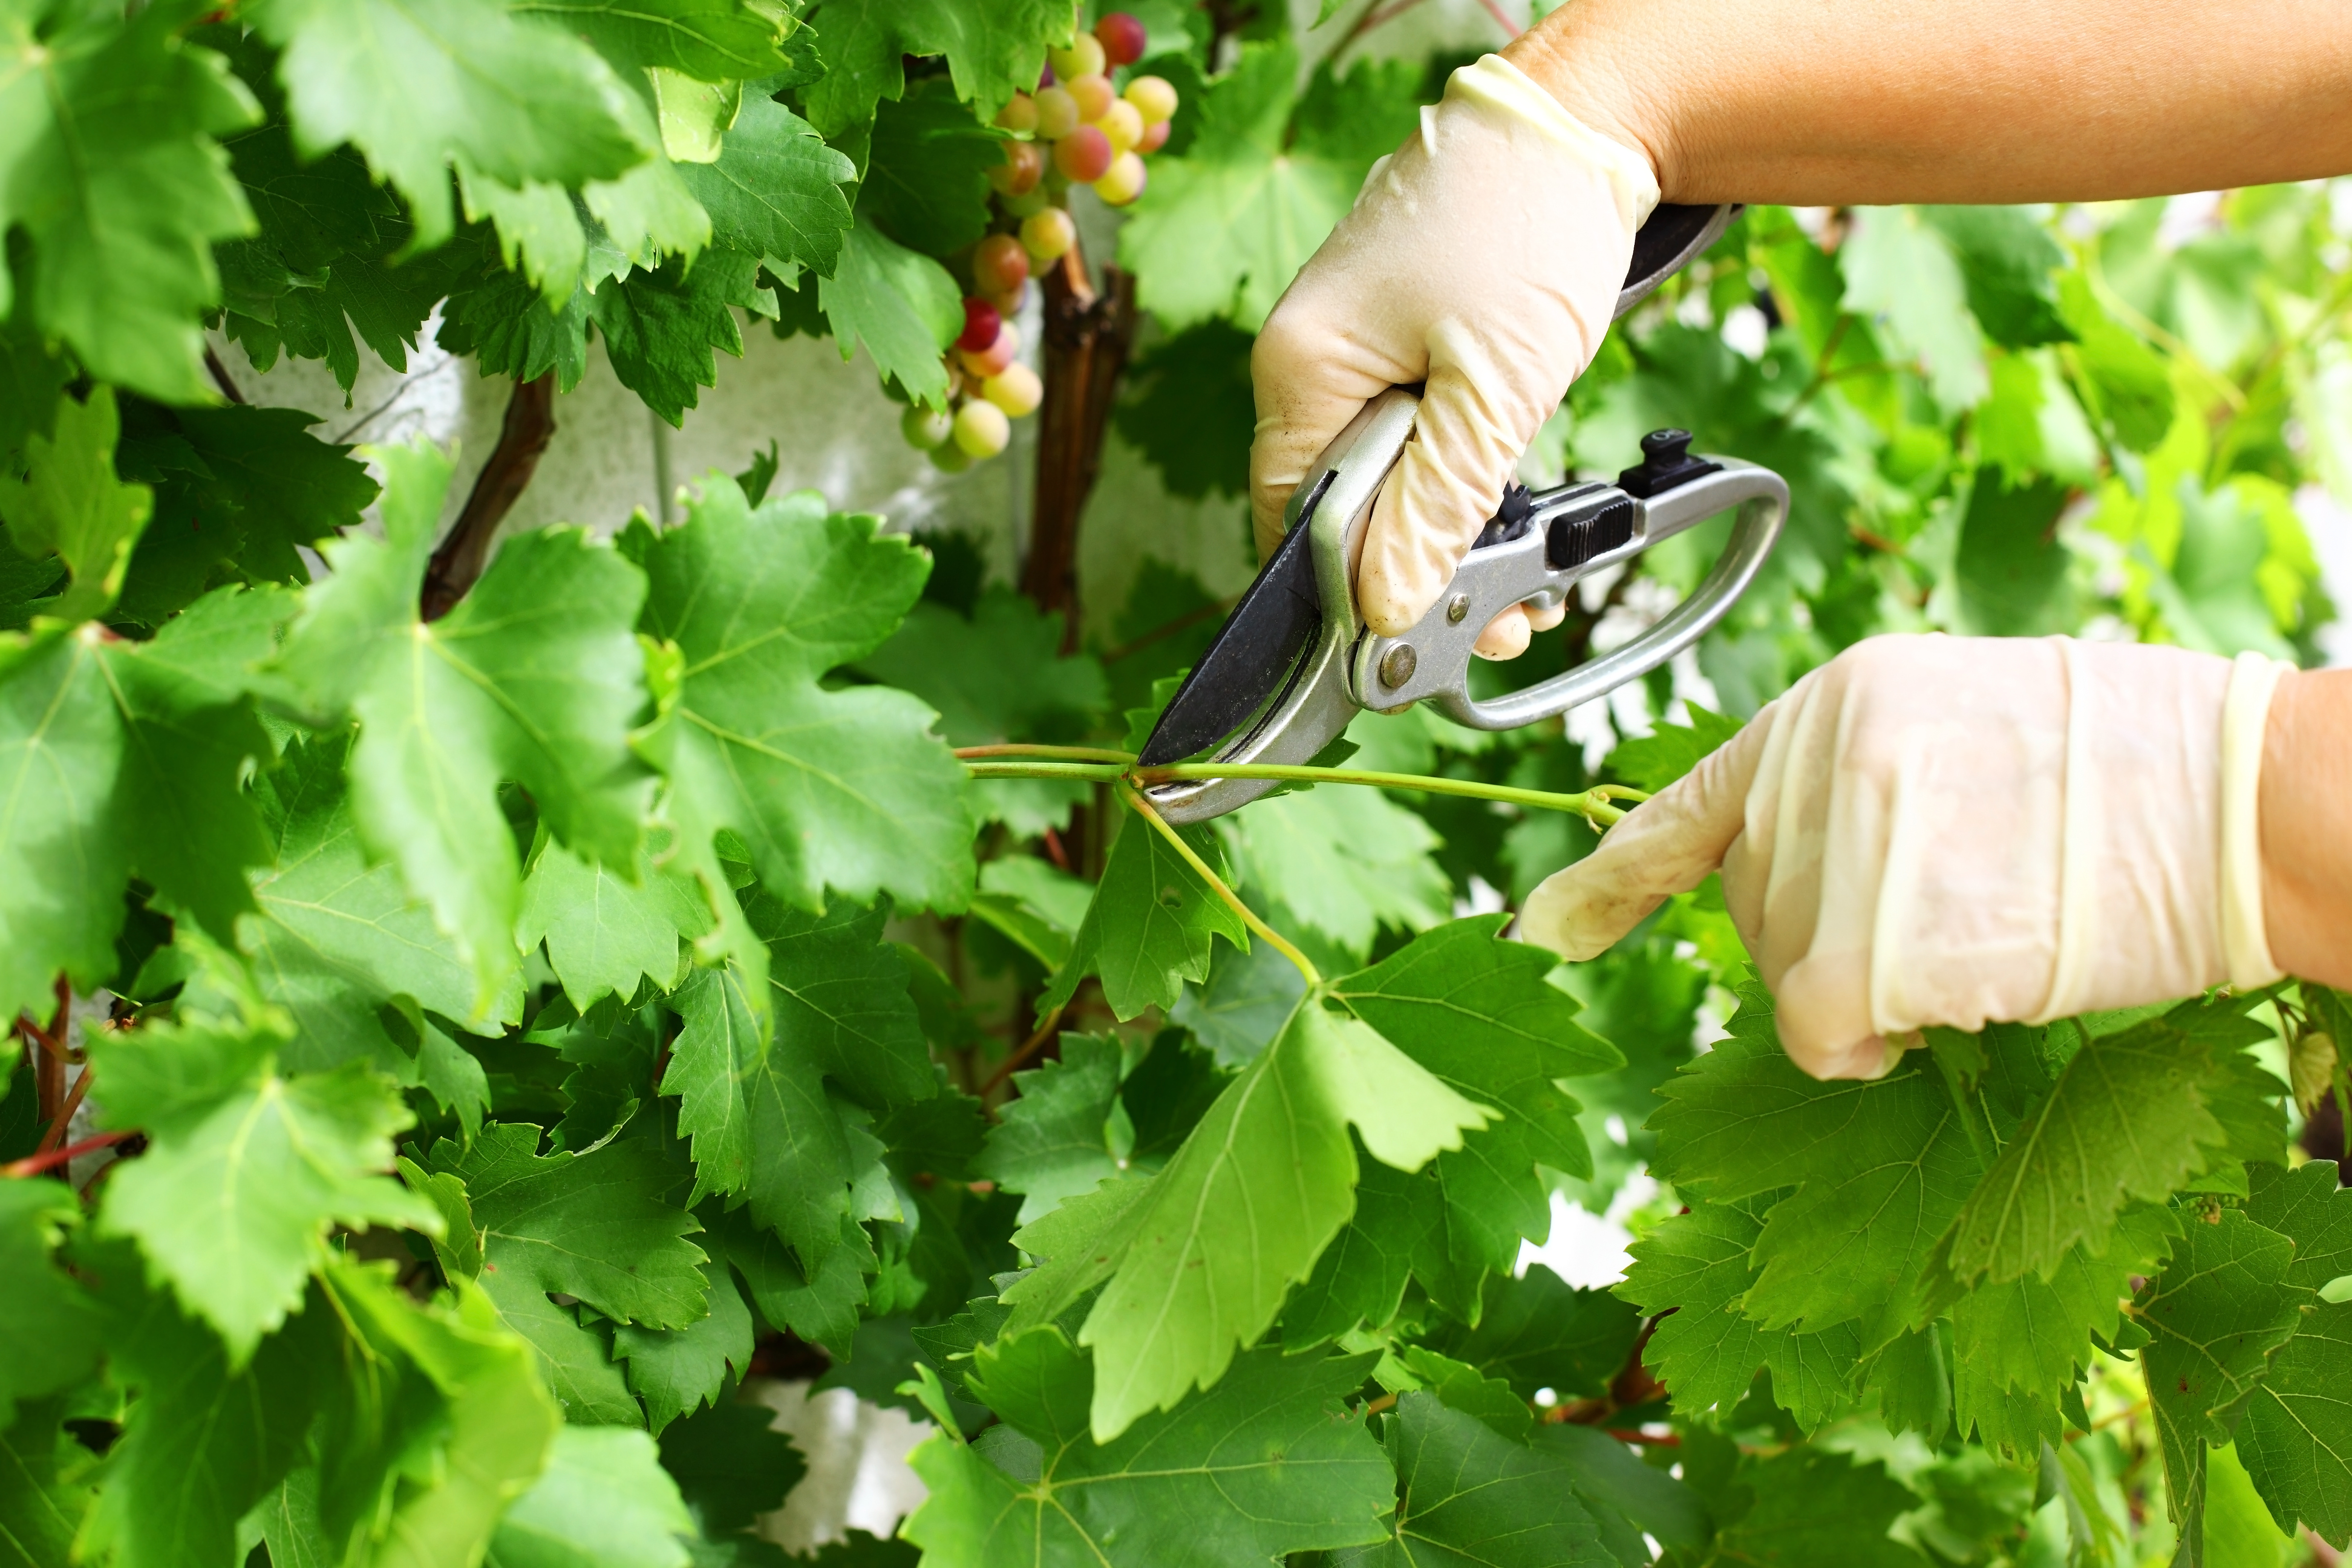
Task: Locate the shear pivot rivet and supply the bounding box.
[1379,643,1417,688]
[1446,594,1469,625]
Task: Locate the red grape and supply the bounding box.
[973,233,1030,295]
[959,321,1019,379]
[1095,11,1147,66]
[956,296,1001,353]
[986,139,1045,196]
[1137,116,1170,153]
[1053,124,1114,182]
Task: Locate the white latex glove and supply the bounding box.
[1520,635,2293,1078]
[1249,54,1660,660]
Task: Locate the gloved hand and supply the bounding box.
[1248,54,1659,660]
[1519,635,2295,1078]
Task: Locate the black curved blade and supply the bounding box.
[1137,480,1327,766]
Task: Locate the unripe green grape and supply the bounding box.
[1021,205,1077,262]
[982,362,1043,418]
[931,438,975,473]
[901,403,954,450]
[1054,124,1113,183]
[1001,184,1053,219]
[1034,85,1080,140]
[1125,74,1178,125]
[1048,32,1106,80]
[1092,151,1148,207]
[1096,97,1143,155]
[973,232,1030,296]
[994,92,1038,133]
[954,398,1011,458]
[1067,73,1115,123]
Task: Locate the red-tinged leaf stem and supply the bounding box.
[4,1129,132,1180]
[1116,782,1322,988]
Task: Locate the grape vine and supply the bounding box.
[0,4,2349,1568]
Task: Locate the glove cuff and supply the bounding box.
[1447,55,1662,231]
[2221,651,2294,988]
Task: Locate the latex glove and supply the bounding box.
[1249,54,1659,660]
[1519,635,2293,1079]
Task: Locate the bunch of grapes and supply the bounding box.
[902,11,1179,471]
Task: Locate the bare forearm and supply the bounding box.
[1505,0,2352,206]
[2263,670,2352,990]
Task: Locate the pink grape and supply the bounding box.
[954,398,1011,458]
[1053,124,1113,183]
[1095,11,1147,66]
[1033,86,1080,140]
[1021,206,1077,262]
[1124,74,1178,124]
[1137,116,1170,153]
[1092,151,1147,207]
[973,232,1030,296]
[956,296,1001,353]
[1048,33,1106,80]
[987,139,1045,196]
[994,93,1038,133]
[1067,73,1115,122]
[959,321,1018,379]
[1096,98,1143,154]
[983,363,1044,418]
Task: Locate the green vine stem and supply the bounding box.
[959,748,1648,829]
[1114,782,1323,987]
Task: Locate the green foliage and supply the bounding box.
[4,5,2350,1567]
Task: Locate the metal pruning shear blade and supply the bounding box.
[1138,202,1790,826]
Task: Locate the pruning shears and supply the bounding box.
[1137,202,1790,826]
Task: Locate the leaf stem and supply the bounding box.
[979,1002,1068,1099]
[1115,783,1321,988]
[960,757,1649,827]
[955,744,1137,764]
[3,1128,130,1180]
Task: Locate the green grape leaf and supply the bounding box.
[1705,1446,1930,1568]
[1535,1424,1712,1562]
[0,387,153,623]
[0,8,256,401]
[519,830,702,1011]
[2218,1162,2352,1546]
[1333,1391,1607,1568]
[1921,205,2073,349]
[1396,1346,1532,1441]
[90,1256,331,1568]
[244,730,523,1080]
[976,1033,1127,1220]
[1648,985,1983,1348]
[859,80,1005,257]
[2058,272,2175,452]
[612,1260,756,1434]
[628,481,971,933]
[800,0,1066,137]
[1078,1000,1488,1440]
[1172,938,1306,1067]
[486,1424,696,1568]
[1431,1265,1642,1403]
[115,401,378,627]
[490,1278,644,1427]
[1601,704,1744,793]
[1115,318,1257,502]
[1617,1195,1863,1432]
[809,217,963,409]
[1939,1001,2264,1290]
[426,1122,710,1330]
[1842,206,1988,416]
[589,250,767,425]
[1280,1154,1421,1346]
[0,1184,100,1425]
[1041,806,1248,1022]
[658,1399,807,1541]
[271,442,651,1018]
[0,1398,89,1568]
[857,589,1110,747]
[1219,784,1453,960]
[519,0,792,79]
[704,1207,875,1359]
[903,1328,1393,1567]
[94,1015,439,1362]
[2140,1207,2306,1448]
[248,0,650,250]
[667,961,771,1207]
[1118,42,1414,332]
[672,97,856,278]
